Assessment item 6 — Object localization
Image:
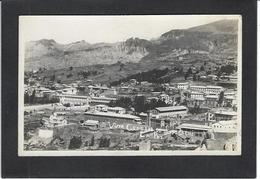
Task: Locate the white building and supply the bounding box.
[190,91,204,100]
[212,120,237,133]
[190,85,223,95]
[176,123,212,137]
[176,82,189,90]
[58,94,90,105]
[61,87,77,95]
[152,106,188,118]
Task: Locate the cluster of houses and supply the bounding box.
[175,82,237,108]
[25,74,238,151]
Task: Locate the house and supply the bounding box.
[176,82,189,90]
[94,104,108,112]
[84,111,142,123]
[159,94,171,104]
[101,88,117,96]
[61,87,77,95]
[190,85,223,95]
[176,123,212,137]
[205,95,219,108]
[58,94,90,106]
[190,91,204,99]
[152,106,188,119]
[224,96,235,106]
[213,110,237,121]
[107,107,126,114]
[90,96,117,105]
[211,120,237,133]
[80,120,99,130]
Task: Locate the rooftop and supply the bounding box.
[214,111,237,116]
[205,95,219,99]
[84,111,141,120]
[177,123,212,131]
[155,106,187,112]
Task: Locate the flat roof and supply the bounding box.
[190,85,206,89]
[108,107,125,110]
[214,111,237,116]
[206,85,223,89]
[91,96,117,100]
[84,111,140,120]
[177,123,212,131]
[58,94,90,99]
[155,106,187,112]
[205,95,219,99]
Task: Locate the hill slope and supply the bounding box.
[25,19,238,74]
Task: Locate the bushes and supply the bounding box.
[99,136,110,148]
[68,136,82,149]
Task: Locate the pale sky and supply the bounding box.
[19,15,239,44]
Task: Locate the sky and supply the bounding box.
[19,15,239,44]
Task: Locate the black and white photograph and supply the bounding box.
[18,15,242,156]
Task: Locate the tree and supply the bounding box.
[68,136,82,149]
[193,74,197,81]
[89,136,95,146]
[50,74,56,81]
[24,92,30,104]
[134,96,146,113]
[29,90,36,104]
[184,73,189,80]
[218,91,224,105]
[187,67,192,75]
[200,65,205,71]
[69,66,73,71]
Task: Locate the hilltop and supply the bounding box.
[25,19,238,84]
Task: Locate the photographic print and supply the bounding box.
[18,15,242,156]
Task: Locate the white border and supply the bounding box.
[18,15,242,156]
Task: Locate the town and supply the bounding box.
[23,62,239,152]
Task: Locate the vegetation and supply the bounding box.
[68,136,82,149]
[24,90,59,104]
[108,96,170,113]
[110,68,170,86]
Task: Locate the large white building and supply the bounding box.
[152,106,188,118]
[176,82,189,90]
[58,94,90,105]
[190,85,223,95]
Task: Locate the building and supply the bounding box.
[190,85,206,93]
[213,110,237,121]
[84,111,141,124]
[188,98,205,107]
[94,104,108,112]
[211,120,237,133]
[152,106,188,119]
[190,91,204,99]
[205,95,219,108]
[107,107,126,114]
[58,94,90,105]
[80,119,99,130]
[101,88,117,96]
[90,96,117,105]
[190,85,223,95]
[205,86,224,95]
[159,94,171,104]
[176,82,189,90]
[61,87,78,95]
[176,123,212,137]
[224,96,235,106]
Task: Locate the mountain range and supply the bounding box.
[25,19,238,72]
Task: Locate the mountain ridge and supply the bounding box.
[25,19,238,71]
